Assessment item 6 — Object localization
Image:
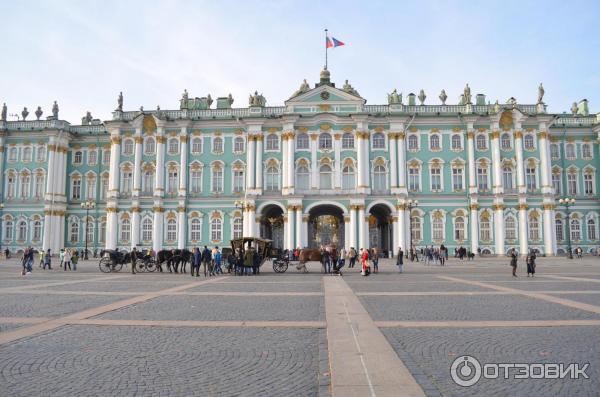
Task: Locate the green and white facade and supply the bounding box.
[1,69,599,256]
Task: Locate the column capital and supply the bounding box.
[537,131,549,140]
[492,204,506,211]
[542,203,556,210]
[134,136,143,144]
[177,206,186,213]
[153,206,165,213]
[513,130,523,139]
[489,130,501,139]
[516,203,529,210]
[467,131,475,139]
[110,136,122,145]
[469,203,480,210]
[131,207,141,213]
[156,136,167,144]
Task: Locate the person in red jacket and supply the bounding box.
[360,248,370,276]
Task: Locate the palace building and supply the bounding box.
[1,69,599,256]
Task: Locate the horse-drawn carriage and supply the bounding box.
[230,237,289,273]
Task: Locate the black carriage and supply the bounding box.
[99,249,130,273]
[230,237,284,273]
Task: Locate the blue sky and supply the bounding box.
[1,0,598,123]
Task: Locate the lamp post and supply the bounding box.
[558,197,575,260]
[81,200,96,260]
[234,200,247,239]
[407,199,419,259]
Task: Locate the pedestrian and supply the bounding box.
[201,246,212,277]
[43,249,52,270]
[526,251,536,277]
[348,247,357,268]
[39,249,44,268]
[192,247,201,277]
[372,247,379,273]
[59,249,65,270]
[322,247,331,274]
[130,247,138,274]
[439,245,446,266]
[337,247,346,274]
[510,248,518,277]
[214,247,223,274]
[360,248,370,276]
[396,247,404,273]
[63,249,72,271]
[72,250,78,271]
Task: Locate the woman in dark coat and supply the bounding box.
[510,249,518,277]
[526,251,536,277]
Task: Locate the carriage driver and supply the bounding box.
[130,246,138,274]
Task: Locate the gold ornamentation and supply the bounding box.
[153,206,165,213]
[469,204,479,210]
[134,136,143,144]
[110,136,122,145]
[492,204,506,211]
[517,203,529,210]
[537,131,549,140]
[131,207,141,213]
[180,135,188,143]
[156,136,167,144]
[106,207,118,213]
[320,124,332,131]
[467,131,475,139]
[177,206,186,213]
[542,203,556,210]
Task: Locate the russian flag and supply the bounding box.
[326,37,345,48]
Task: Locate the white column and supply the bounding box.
[515,131,525,193]
[106,209,118,249]
[397,132,407,190]
[154,133,165,195]
[397,205,406,251]
[287,134,295,194]
[467,131,476,192]
[494,205,505,255]
[179,132,188,194]
[349,205,357,249]
[295,206,302,249]
[152,209,163,252]
[246,136,256,190]
[389,133,398,188]
[542,204,555,256]
[131,208,140,248]
[132,133,142,197]
[491,131,503,194]
[358,205,367,249]
[518,204,528,256]
[285,206,294,250]
[301,215,308,248]
[470,205,479,254]
[356,132,369,191]
[344,215,351,250]
[177,207,186,249]
[310,134,318,189]
[538,131,552,194]
[43,142,56,251]
[108,136,121,194]
[281,134,289,191]
[255,135,263,191]
[334,133,342,189]
[247,207,256,237]
[0,137,4,199]
[392,217,399,253]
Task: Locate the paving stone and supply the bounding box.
[0,294,129,318]
[189,281,323,293]
[548,293,600,307]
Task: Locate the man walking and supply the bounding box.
[396,247,404,273]
[348,247,356,268]
[130,246,138,274]
[201,246,212,277]
[192,247,201,277]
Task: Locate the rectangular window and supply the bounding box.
[477,168,488,191]
[567,173,577,196]
[34,175,44,199]
[408,168,420,192]
[6,177,15,199]
[168,171,178,194]
[72,179,81,200]
[233,170,244,193]
[552,173,561,195]
[103,150,110,164]
[190,171,202,193]
[86,179,96,200]
[452,168,463,191]
[430,168,441,191]
[101,178,108,199]
[122,172,132,195]
[526,168,537,191]
[584,174,594,195]
[212,169,223,193]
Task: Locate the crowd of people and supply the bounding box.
[18,247,82,275]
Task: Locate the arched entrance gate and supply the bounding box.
[307,205,345,248]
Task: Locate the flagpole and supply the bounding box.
[324,28,328,70]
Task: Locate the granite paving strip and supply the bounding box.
[439,275,600,314]
[68,318,326,328]
[0,317,50,324]
[0,276,225,345]
[169,291,323,296]
[375,319,600,328]
[541,274,600,283]
[324,277,425,397]
[0,274,130,292]
[356,290,600,296]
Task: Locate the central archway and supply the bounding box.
[307,204,345,248]
[259,204,284,249]
[368,203,393,254]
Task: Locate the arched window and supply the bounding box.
[33,221,42,241]
[342,133,354,149]
[480,215,491,241]
[296,165,310,190]
[319,164,333,189]
[211,218,222,242]
[20,172,30,198]
[190,218,202,241]
[372,133,385,149]
[73,151,83,164]
[143,169,155,195]
[587,218,597,241]
[120,219,131,241]
[551,143,560,160]
[122,139,134,156]
[168,138,179,155]
[529,215,540,241]
[408,135,419,150]
[296,133,309,150]
[8,147,17,162]
[342,165,355,190]
[582,143,592,159]
[88,150,97,165]
[411,216,421,241]
[451,134,462,150]
[211,166,223,193]
[319,133,332,150]
[503,166,513,190]
[22,147,32,162]
[167,219,177,241]
[70,221,79,243]
[565,143,576,159]
[233,218,243,239]
[266,134,279,151]
[526,166,537,191]
[454,217,465,241]
[429,134,440,151]
[212,137,223,153]
[571,219,581,241]
[505,216,516,240]
[142,218,153,241]
[373,164,387,192]
[36,146,46,162]
[4,221,13,240]
[555,218,564,241]
[432,217,444,240]
[523,134,534,150]
[17,221,27,241]
[86,220,94,244]
[145,137,156,154]
[476,134,487,150]
[266,166,279,191]
[191,137,202,154]
[234,137,245,153]
[501,133,511,150]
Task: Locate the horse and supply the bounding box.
[156,249,193,273]
[298,246,339,273]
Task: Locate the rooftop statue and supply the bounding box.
[117,92,123,111]
[571,102,578,115]
[387,89,402,105]
[537,83,545,104]
[139,106,144,112]
[35,106,43,120]
[494,100,501,114]
[52,101,59,119]
[292,79,310,97]
[418,89,426,105]
[227,93,234,106]
[463,84,472,104]
[342,79,360,96]
[22,107,29,120]
[2,103,8,121]
[82,111,93,125]
[507,97,517,107]
[249,91,266,107]
[206,94,213,108]
[439,89,447,105]
[181,89,189,110]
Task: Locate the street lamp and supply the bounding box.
[407,199,419,259]
[558,197,575,260]
[81,200,96,260]
[234,200,247,239]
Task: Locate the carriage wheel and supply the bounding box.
[99,258,112,273]
[113,262,123,272]
[145,258,157,272]
[273,260,288,273]
[135,259,147,273]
